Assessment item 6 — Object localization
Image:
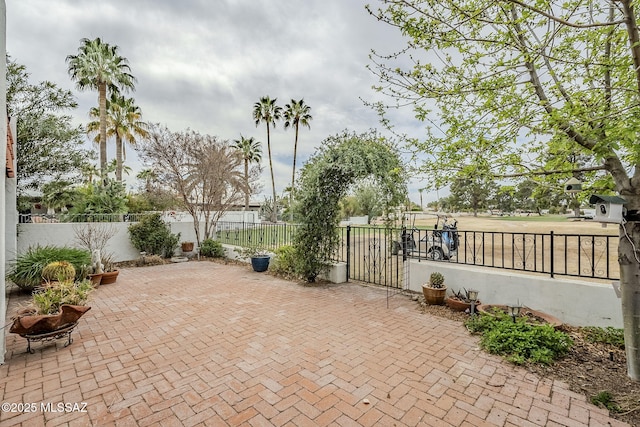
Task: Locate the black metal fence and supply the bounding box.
[22,216,618,281]
[215,222,619,282]
[405,228,619,281]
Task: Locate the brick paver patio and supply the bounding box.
[0,261,627,426]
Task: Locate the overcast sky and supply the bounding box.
[6,0,435,205]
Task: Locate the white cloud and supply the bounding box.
[6,0,435,203]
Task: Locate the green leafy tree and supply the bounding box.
[368,0,640,379]
[88,92,148,181]
[253,96,282,222]
[449,174,496,216]
[6,57,92,201]
[353,181,384,222]
[136,168,157,193]
[232,135,263,210]
[67,172,128,220]
[41,180,78,213]
[493,186,516,214]
[66,37,136,173]
[284,99,313,217]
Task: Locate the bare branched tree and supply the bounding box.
[136,124,247,244]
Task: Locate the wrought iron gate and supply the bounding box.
[344,226,410,304]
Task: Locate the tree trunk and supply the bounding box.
[290,124,299,222]
[619,220,640,381]
[267,124,277,222]
[243,159,249,210]
[116,135,123,182]
[98,82,108,175]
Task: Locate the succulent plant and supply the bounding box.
[41,261,76,283]
[429,272,445,288]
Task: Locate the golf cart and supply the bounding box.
[392,214,460,261]
[422,215,459,260]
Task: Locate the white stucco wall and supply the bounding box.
[410,260,622,328]
[1,0,7,364]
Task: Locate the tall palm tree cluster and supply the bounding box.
[66,37,147,183]
[66,37,312,221]
[251,96,312,222]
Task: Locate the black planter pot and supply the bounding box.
[251,256,270,272]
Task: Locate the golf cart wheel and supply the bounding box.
[429,247,444,261]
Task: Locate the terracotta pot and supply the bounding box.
[446,297,473,312]
[9,305,91,336]
[101,270,119,285]
[422,285,447,305]
[87,273,103,286]
[181,242,194,252]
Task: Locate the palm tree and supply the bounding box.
[137,169,157,193]
[283,99,312,219]
[253,96,282,222]
[66,37,136,174]
[88,93,148,181]
[232,135,262,210]
[81,163,100,184]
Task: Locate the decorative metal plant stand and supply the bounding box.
[21,322,78,354]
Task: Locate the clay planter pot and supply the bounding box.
[9,305,91,336]
[476,304,563,328]
[87,273,103,286]
[181,242,194,252]
[100,270,119,285]
[445,297,478,312]
[422,285,447,305]
[250,256,270,272]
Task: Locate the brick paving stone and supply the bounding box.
[0,262,631,426]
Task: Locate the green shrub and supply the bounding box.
[270,245,299,277]
[128,213,180,258]
[583,326,625,349]
[199,239,225,258]
[465,313,572,365]
[7,246,91,292]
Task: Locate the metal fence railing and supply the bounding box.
[21,216,619,281]
[215,221,298,251]
[215,222,619,282]
[404,228,619,281]
[19,213,149,223]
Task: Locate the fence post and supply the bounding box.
[346,226,351,282]
[550,231,554,279]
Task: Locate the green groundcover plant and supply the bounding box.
[465,311,573,365]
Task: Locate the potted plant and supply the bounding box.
[422,271,447,305]
[236,246,271,272]
[9,277,95,352]
[73,224,117,285]
[446,288,481,312]
[100,253,119,285]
